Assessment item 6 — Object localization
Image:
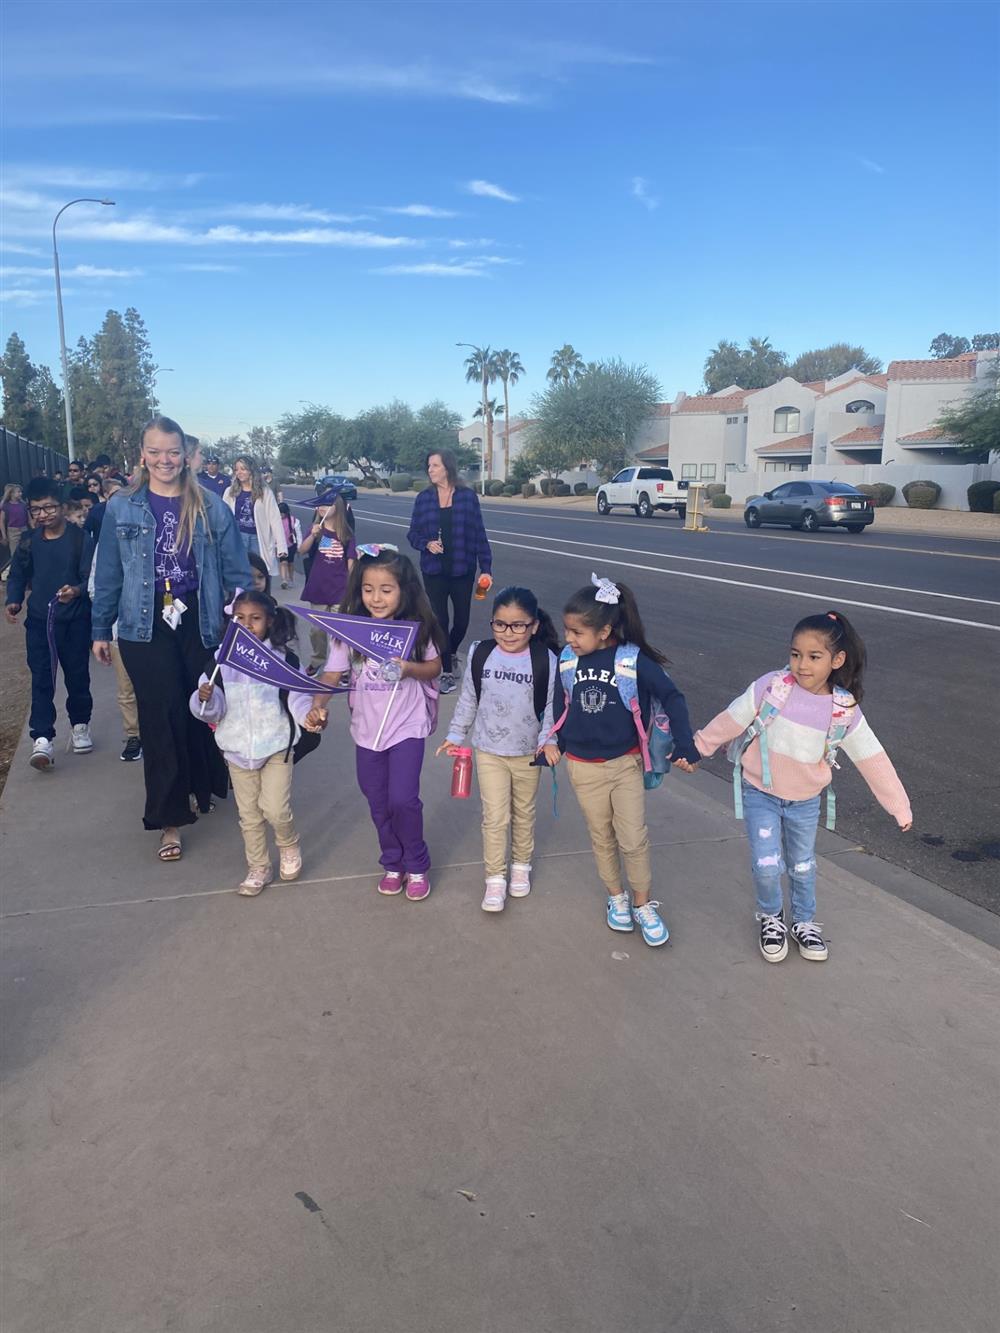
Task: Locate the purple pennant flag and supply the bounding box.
[215,621,347,694]
[288,606,418,663]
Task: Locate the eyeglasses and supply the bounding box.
[490,619,535,634]
[29,504,61,516]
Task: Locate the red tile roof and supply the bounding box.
[898,427,957,442]
[674,392,749,414]
[635,445,670,459]
[823,373,889,395]
[756,434,814,455]
[801,381,826,394]
[831,426,884,445]
[887,357,976,382]
[649,402,672,417]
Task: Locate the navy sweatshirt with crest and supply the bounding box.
[552,645,699,763]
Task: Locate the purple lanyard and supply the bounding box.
[46,596,59,686]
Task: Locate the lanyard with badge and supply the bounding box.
[162,578,187,630]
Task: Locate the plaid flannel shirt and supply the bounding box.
[407,486,493,578]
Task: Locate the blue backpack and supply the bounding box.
[547,643,674,789]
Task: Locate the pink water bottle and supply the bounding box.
[451,747,473,799]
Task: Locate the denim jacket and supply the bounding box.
[91,485,252,648]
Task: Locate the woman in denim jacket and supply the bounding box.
[92,416,251,861]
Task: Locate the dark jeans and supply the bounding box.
[119,592,229,831]
[423,570,476,672]
[355,737,429,873]
[25,612,92,741]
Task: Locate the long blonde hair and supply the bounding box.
[134,416,211,553]
[2,483,23,507]
[226,454,264,505]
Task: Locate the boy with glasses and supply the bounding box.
[4,479,95,770]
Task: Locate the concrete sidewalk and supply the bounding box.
[2,647,998,1332]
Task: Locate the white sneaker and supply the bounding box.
[509,862,532,897]
[30,737,55,771]
[238,865,273,896]
[481,875,507,912]
[71,723,93,753]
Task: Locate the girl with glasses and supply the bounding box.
[437,585,559,912]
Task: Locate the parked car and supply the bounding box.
[596,466,689,519]
[314,474,358,500]
[744,481,874,533]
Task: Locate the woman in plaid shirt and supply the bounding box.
[407,449,493,693]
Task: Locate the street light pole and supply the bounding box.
[52,197,115,459]
[457,341,490,484]
[150,366,174,410]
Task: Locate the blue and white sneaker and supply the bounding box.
[632,900,669,947]
[606,892,633,932]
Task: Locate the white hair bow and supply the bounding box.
[591,572,620,605]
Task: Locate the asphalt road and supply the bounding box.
[288,488,1000,913]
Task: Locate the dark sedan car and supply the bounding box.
[314,473,358,500]
[744,480,874,533]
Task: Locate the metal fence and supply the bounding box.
[0,428,69,490]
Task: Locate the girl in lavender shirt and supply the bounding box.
[307,547,444,900]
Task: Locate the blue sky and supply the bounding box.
[2,0,997,439]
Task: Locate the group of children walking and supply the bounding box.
[191,535,912,964]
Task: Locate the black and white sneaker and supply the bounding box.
[791,920,828,962]
[438,671,456,695]
[121,736,143,762]
[757,910,788,963]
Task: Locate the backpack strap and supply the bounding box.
[528,638,550,722]
[821,684,857,829]
[277,646,301,763]
[730,670,794,820]
[614,643,652,772]
[470,639,494,704]
[541,646,578,745]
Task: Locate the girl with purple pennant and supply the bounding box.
[192,590,326,896]
[306,546,444,901]
[297,495,357,673]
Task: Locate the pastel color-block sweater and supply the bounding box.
[695,672,912,827]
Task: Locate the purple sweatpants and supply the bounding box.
[355,737,430,874]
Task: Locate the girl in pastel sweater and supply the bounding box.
[437,585,559,913]
[694,610,912,964]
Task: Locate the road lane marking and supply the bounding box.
[349,509,1000,608]
[346,511,1000,632]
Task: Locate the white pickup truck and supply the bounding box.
[595,466,689,519]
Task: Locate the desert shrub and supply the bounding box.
[705,483,727,498]
[710,493,733,508]
[573,481,589,495]
[411,479,429,493]
[994,490,1000,513]
[555,482,572,496]
[967,480,1000,512]
[502,484,518,496]
[856,483,896,508]
[388,474,412,492]
[487,479,505,496]
[539,478,556,496]
[521,483,536,498]
[902,479,941,509]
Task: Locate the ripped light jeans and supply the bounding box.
[741,782,820,923]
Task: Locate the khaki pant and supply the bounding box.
[307,601,339,670]
[228,753,298,868]
[567,753,651,898]
[110,641,139,738]
[475,750,540,877]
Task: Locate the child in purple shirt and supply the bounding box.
[298,496,357,672]
[307,546,444,900]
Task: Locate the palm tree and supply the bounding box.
[463,346,500,478]
[494,349,524,480]
[546,344,585,387]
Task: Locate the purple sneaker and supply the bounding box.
[377,871,405,896]
[405,872,431,901]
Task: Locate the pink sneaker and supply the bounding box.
[279,844,302,882]
[377,871,405,896]
[509,863,532,897]
[405,872,431,901]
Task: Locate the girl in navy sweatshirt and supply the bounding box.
[542,575,699,947]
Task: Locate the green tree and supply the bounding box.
[703,336,788,393]
[463,347,500,477]
[935,364,1000,460]
[0,332,40,437]
[531,358,661,479]
[397,400,468,474]
[546,344,585,387]
[244,425,278,468]
[66,336,105,457]
[516,432,574,481]
[84,308,156,463]
[277,405,332,474]
[788,343,883,382]
[494,348,524,480]
[33,365,66,451]
[971,333,1000,351]
[929,333,971,359]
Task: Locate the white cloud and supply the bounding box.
[381,204,459,218]
[0,288,47,306]
[374,254,517,278]
[0,241,45,256]
[465,180,521,203]
[447,237,496,249]
[8,109,221,127]
[630,176,660,211]
[43,217,420,249]
[219,202,373,223]
[0,264,141,279]
[854,155,886,175]
[6,165,205,191]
